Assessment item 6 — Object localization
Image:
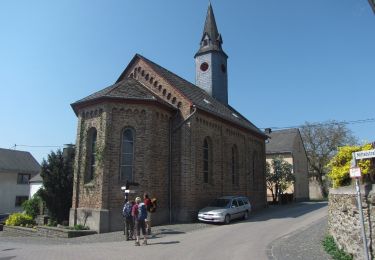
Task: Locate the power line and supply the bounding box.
[9,144,63,149]
[260,118,375,130]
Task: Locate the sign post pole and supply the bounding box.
[351,153,370,260]
[355,177,370,260]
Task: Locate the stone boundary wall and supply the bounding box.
[3,225,96,238]
[328,184,375,259]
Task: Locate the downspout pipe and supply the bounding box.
[172,105,197,134]
[168,110,178,224]
[169,105,197,224]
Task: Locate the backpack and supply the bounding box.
[122,202,132,218]
[149,198,157,213]
[137,202,147,221]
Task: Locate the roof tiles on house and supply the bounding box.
[0,148,40,174]
[266,129,300,154]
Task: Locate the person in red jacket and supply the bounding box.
[143,193,152,235]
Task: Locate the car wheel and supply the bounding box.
[224,214,230,224]
[243,211,249,220]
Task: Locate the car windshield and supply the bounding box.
[209,199,230,208]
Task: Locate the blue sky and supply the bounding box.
[1,0,374,163]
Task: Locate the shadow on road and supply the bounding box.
[157,229,185,235]
[148,241,180,245]
[220,201,328,226]
[247,201,328,223]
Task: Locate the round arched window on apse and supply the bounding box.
[200,62,209,72]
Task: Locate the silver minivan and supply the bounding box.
[197,196,251,224]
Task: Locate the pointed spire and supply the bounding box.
[203,2,220,43]
[195,2,227,58]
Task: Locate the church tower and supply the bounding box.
[195,3,228,105]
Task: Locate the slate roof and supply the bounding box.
[71,77,176,114]
[195,3,226,57]
[266,129,301,154]
[0,148,40,174]
[119,54,266,138]
[73,53,265,138]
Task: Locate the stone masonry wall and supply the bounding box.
[328,184,375,259]
[173,111,266,221]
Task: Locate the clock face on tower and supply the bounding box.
[200,62,209,72]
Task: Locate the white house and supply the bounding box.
[29,173,43,198]
[0,148,40,214]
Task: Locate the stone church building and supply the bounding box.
[70,4,267,233]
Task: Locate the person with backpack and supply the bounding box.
[132,197,148,246]
[122,199,134,241]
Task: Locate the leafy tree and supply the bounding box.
[22,195,42,219]
[266,157,295,203]
[39,149,74,224]
[300,121,357,196]
[327,143,374,188]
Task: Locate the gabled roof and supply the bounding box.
[117,54,266,138]
[266,128,301,154]
[0,148,40,174]
[71,77,176,114]
[29,173,42,183]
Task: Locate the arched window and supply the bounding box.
[120,128,134,182]
[203,138,212,184]
[86,128,97,182]
[252,151,258,190]
[231,145,239,186]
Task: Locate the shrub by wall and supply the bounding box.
[5,213,34,227]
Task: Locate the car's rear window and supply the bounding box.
[209,199,230,207]
[242,198,249,204]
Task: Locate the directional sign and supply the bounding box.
[350,167,362,178]
[355,149,375,160]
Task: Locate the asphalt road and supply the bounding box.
[0,202,327,260]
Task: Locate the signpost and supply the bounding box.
[355,149,375,160]
[349,167,361,178]
[351,151,375,260]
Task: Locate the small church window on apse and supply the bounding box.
[203,137,212,184]
[231,145,239,186]
[86,127,97,183]
[120,128,134,182]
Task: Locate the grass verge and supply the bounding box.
[322,235,353,260]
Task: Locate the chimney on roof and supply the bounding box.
[63,144,75,164]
